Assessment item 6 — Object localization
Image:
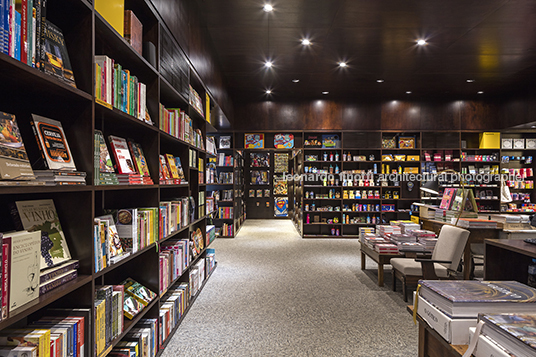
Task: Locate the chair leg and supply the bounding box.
[392,270,396,292]
[402,277,408,302]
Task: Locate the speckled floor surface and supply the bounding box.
[161,219,418,357]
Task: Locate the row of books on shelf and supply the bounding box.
[0,0,77,88]
[159,240,190,296]
[0,307,87,357]
[206,197,215,214]
[94,279,158,357]
[218,207,233,219]
[217,223,233,237]
[93,209,159,273]
[159,198,190,239]
[415,280,536,357]
[217,172,233,184]
[216,153,233,166]
[188,85,204,117]
[158,104,205,150]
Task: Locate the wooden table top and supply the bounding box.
[485,239,536,258]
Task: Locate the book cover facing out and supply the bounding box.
[421,280,536,303]
[13,199,72,270]
[43,21,76,88]
[480,313,536,350]
[31,114,76,171]
[0,111,35,180]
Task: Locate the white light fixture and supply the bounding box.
[477,91,484,94]
[406,91,412,94]
[292,79,300,83]
[338,62,347,68]
[266,89,272,94]
[264,61,273,68]
[301,39,311,46]
[466,79,475,83]
[263,4,273,12]
[322,91,329,95]
[531,125,536,128]
[377,79,384,83]
[416,39,427,46]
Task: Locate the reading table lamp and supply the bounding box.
[420,169,468,226]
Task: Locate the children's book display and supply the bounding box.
[245,133,264,149]
[274,134,294,149]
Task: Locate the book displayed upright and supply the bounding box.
[30,114,76,171]
[42,20,76,87]
[108,135,136,175]
[123,10,142,56]
[11,199,72,270]
[0,111,35,180]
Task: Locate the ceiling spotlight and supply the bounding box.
[377,79,384,83]
[301,39,311,46]
[322,91,329,95]
[466,79,475,83]
[264,61,273,68]
[292,79,300,83]
[531,125,536,128]
[416,39,427,46]
[406,91,412,94]
[338,62,347,68]
[263,4,273,12]
[266,89,272,94]
[477,91,484,94]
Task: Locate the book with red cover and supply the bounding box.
[1,235,9,319]
[439,187,456,210]
[108,135,136,174]
[124,10,142,56]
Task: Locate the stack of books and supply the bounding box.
[33,170,86,186]
[374,243,399,254]
[468,313,536,356]
[456,218,498,229]
[415,280,536,345]
[376,225,402,239]
[39,259,79,295]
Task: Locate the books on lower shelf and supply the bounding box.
[217,223,233,237]
[159,282,188,348]
[159,239,190,295]
[159,198,190,239]
[95,55,149,124]
[94,285,125,356]
[94,209,158,272]
[159,154,186,185]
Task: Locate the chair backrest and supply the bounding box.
[431,225,471,271]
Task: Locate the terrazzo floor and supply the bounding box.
[161,219,418,357]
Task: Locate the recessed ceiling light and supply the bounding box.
[477,91,484,94]
[466,79,475,83]
[263,4,273,12]
[406,91,412,94]
[322,91,329,95]
[338,62,347,68]
[377,79,384,83]
[264,61,273,68]
[531,125,536,128]
[416,39,427,46]
[266,89,272,94]
[301,39,311,46]
[292,79,300,83]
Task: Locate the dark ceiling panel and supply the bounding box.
[199,0,536,102]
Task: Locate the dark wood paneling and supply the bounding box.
[271,102,304,129]
[341,103,381,130]
[380,101,421,130]
[302,100,342,130]
[420,101,461,130]
[460,101,501,130]
[150,0,190,52]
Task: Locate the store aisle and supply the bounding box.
[162,219,418,357]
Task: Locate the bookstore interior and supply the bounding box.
[2,0,536,356]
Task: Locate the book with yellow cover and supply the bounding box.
[95,0,124,36]
[165,154,180,179]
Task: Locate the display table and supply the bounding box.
[407,305,468,357]
[360,243,430,287]
[484,238,536,281]
[420,218,501,280]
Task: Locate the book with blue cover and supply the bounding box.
[419,280,536,318]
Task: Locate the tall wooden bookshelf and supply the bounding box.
[0,0,227,355]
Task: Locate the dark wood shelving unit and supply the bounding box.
[0,0,230,356]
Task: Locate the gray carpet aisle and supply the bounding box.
[161,219,418,357]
